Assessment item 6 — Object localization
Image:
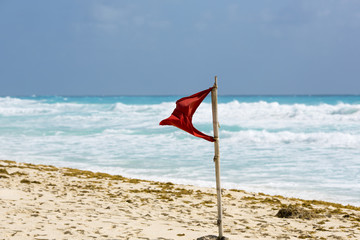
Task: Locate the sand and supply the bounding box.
[0,160,359,240]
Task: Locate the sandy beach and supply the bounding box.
[0,160,359,240]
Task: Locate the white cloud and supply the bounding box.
[90,2,171,33]
[194,10,213,31]
[93,4,123,23]
[227,3,240,22]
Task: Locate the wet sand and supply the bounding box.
[0,160,359,240]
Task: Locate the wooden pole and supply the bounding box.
[211,76,223,238]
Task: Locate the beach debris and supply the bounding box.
[196,235,229,240]
[20,179,31,184]
[20,179,41,184]
[10,171,28,176]
[0,168,9,175]
[276,205,316,219]
[196,235,217,240]
[0,168,10,178]
[197,235,229,240]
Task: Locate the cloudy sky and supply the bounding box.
[1,0,360,95]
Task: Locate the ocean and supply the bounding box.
[0,95,359,206]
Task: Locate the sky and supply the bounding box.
[1,0,360,96]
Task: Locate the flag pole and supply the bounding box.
[211,76,223,239]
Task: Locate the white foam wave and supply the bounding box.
[221,130,360,148]
[0,97,107,116]
[216,100,360,124]
[2,97,360,122]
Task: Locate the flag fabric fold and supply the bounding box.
[160,87,215,142]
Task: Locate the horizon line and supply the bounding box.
[2,93,360,98]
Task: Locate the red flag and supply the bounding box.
[160,87,215,142]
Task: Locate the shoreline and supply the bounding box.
[1,160,359,239]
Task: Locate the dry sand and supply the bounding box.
[0,160,359,240]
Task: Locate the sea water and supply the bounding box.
[0,95,359,206]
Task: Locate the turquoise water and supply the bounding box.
[0,95,359,206]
